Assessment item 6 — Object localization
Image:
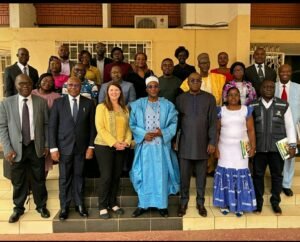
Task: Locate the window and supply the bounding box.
[0,50,11,99]
[55,40,152,68]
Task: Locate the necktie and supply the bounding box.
[72,98,78,121]
[23,66,28,76]
[257,64,264,82]
[22,98,31,146]
[281,84,287,101]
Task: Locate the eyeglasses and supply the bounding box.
[67,83,81,88]
[147,85,159,89]
[190,79,201,84]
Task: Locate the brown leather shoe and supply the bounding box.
[197,204,207,217]
[177,205,187,217]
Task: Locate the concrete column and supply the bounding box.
[9,4,36,28]
[102,3,111,28]
[228,4,251,65]
[181,4,231,27]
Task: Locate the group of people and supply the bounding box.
[0,44,299,224]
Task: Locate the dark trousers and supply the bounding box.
[253,152,284,208]
[179,158,207,206]
[58,146,85,209]
[11,142,47,213]
[95,145,126,210]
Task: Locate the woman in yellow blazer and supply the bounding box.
[94,81,132,219]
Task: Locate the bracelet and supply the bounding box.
[289,144,297,149]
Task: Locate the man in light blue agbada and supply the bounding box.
[129,75,180,218]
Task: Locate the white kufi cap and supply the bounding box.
[145,76,159,86]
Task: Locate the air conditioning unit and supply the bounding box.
[134,15,168,29]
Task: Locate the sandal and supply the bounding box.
[220,208,229,215]
[99,209,110,219]
[111,206,124,215]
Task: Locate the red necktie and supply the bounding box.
[281,84,287,101]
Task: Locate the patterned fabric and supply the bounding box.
[62,78,98,101]
[129,97,180,209]
[144,101,160,145]
[213,166,257,212]
[222,80,257,106]
[213,105,257,213]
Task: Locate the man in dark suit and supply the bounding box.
[0,74,50,223]
[245,47,277,97]
[49,77,96,220]
[4,48,39,97]
[91,42,113,82]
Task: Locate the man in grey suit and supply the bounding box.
[275,64,300,197]
[98,65,136,105]
[245,47,277,97]
[4,48,39,97]
[0,74,50,223]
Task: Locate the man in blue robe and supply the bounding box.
[129,76,180,218]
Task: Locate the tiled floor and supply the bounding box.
[2,157,300,234]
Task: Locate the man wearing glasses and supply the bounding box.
[129,76,180,218]
[176,72,217,218]
[49,77,96,220]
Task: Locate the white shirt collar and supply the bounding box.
[18,94,32,101]
[255,63,265,68]
[68,94,80,102]
[280,80,290,88]
[17,62,29,69]
[261,97,273,109]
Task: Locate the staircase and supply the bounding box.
[1,151,300,234]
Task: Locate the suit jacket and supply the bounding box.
[0,94,48,162]
[245,64,277,97]
[4,62,39,97]
[48,95,96,155]
[90,57,113,68]
[275,81,300,126]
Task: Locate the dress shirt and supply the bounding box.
[60,59,71,76]
[255,63,265,77]
[262,98,297,144]
[97,59,105,81]
[50,94,94,153]
[279,80,290,100]
[17,62,29,74]
[68,94,80,117]
[18,94,34,140]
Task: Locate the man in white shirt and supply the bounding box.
[4,48,39,97]
[245,47,277,97]
[58,44,75,76]
[250,79,297,215]
[0,74,50,223]
[275,64,300,197]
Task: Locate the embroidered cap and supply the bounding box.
[145,76,159,86]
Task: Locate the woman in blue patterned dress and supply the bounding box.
[213,87,257,217]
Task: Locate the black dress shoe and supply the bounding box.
[59,208,69,221]
[177,205,187,217]
[131,207,146,217]
[8,211,24,223]
[75,205,88,217]
[253,207,262,214]
[37,207,50,218]
[272,205,282,215]
[197,204,207,217]
[158,208,169,218]
[282,188,294,197]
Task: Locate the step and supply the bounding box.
[2,204,300,234]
